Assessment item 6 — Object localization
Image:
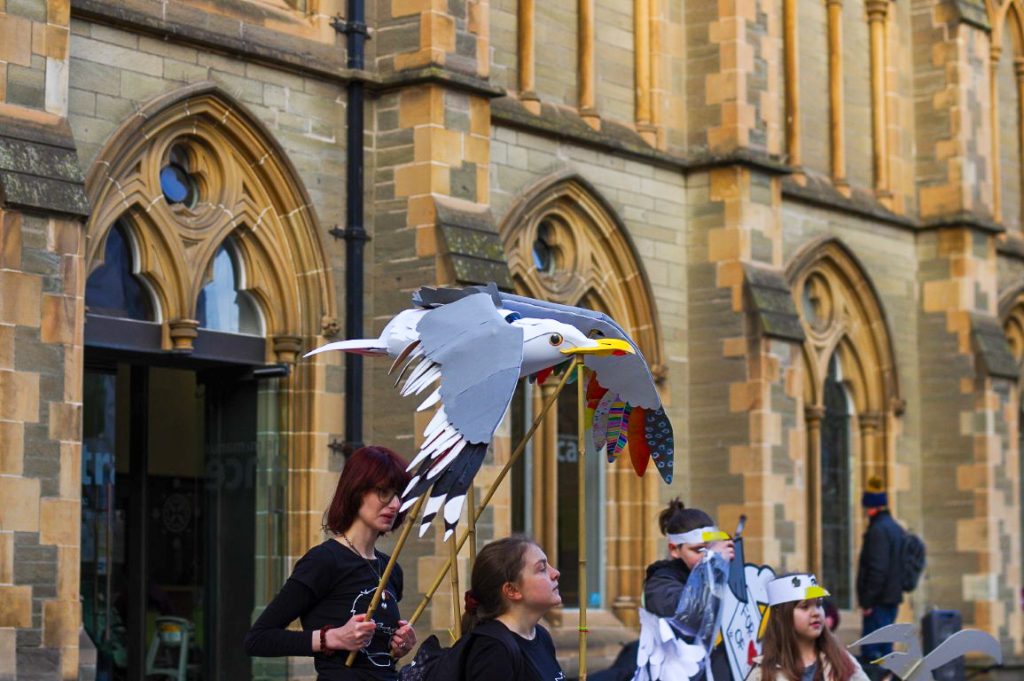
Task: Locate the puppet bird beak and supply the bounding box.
[561,338,635,356]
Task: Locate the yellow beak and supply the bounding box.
[561,338,635,356]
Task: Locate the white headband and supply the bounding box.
[766,573,830,606]
[667,525,730,546]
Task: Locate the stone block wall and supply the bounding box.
[0,0,71,115]
[0,210,85,680]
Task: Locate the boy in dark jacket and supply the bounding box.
[639,499,734,681]
[855,477,905,663]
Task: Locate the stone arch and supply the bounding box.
[499,171,664,627]
[787,237,899,414]
[83,81,338,556]
[500,171,664,373]
[1000,283,1024,362]
[786,236,901,602]
[84,81,335,358]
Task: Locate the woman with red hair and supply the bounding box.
[245,446,417,680]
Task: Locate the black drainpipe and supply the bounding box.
[331,1,370,457]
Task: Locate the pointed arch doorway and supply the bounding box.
[501,173,665,627]
[79,84,334,680]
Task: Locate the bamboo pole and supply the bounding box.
[345,493,428,667]
[576,360,589,679]
[450,532,462,639]
[467,483,477,566]
[407,359,581,626]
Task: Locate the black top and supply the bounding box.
[463,621,564,681]
[244,539,404,681]
[644,558,691,617]
[856,510,905,608]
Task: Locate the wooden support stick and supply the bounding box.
[450,528,462,639]
[407,359,580,626]
[576,360,588,680]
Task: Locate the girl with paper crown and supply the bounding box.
[633,499,735,681]
[749,574,869,681]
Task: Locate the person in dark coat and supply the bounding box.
[855,477,905,664]
[641,499,735,681]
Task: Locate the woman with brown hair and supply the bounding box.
[446,535,565,680]
[750,574,869,681]
[244,445,418,680]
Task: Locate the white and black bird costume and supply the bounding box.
[307,285,674,540]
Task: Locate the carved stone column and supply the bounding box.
[858,411,883,484]
[866,0,891,201]
[518,0,540,114]
[578,0,600,128]
[826,0,847,191]
[992,45,1003,218]
[783,0,800,170]
[805,405,826,578]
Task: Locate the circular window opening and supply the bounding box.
[532,220,557,274]
[160,146,199,208]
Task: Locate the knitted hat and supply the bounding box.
[861,476,888,508]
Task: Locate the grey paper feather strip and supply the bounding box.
[415,294,524,444]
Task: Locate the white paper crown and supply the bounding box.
[667,525,731,546]
[766,573,830,606]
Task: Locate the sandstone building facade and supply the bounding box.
[0,0,1023,678]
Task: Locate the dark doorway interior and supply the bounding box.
[81,358,258,681]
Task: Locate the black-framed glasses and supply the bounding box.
[373,487,398,504]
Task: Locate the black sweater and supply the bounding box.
[244,539,404,680]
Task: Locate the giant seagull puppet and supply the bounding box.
[307,285,674,539]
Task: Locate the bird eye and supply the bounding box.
[548,333,563,346]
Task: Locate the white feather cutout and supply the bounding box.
[443,494,466,526]
[427,440,466,479]
[417,387,442,411]
[423,407,447,440]
[408,428,451,469]
[406,366,441,396]
[418,517,436,537]
[422,493,445,520]
[399,479,421,510]
[401,359,433,395]
[409,428,458,469]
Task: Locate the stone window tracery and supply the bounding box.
[788,238,900,605]
[501,174,664,627]
[84,84,334,362]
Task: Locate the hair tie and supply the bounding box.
[464,589,480,614]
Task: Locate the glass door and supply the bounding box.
[81,361,260,681]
